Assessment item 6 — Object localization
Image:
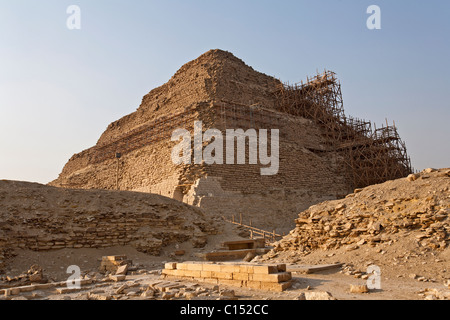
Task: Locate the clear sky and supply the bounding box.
[1,0,449,184]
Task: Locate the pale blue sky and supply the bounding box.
[0,0,449,183]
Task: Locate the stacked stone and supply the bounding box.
[0,181,215,257]
[1,211,206,255]
[99,256,132,274]
[161,261,292,292]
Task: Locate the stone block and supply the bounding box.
[202,264,222,272]
[17,285,36,293]
[350,284,369,293]
[105,255,125,262]
[218,279,243,287]
[245,281,261,290]
[252,265,278,274]
[185,263,204,271]
[56,287,81,294]
[180,270,202,278]
[10,287,20,295]
[109,275,126,282]
[250,272,291,283]
[260,280,292,292]
[219,264,241,273]
[174,250,185,256]
[211,271,233,280]
[115,264,128,275]
[164,262,177,270]
[176,263,188,270]
[200,271,212,278]
[232,272,249,281]
[34,283,55,290]
[239,265,255,274]
[162,269,178,276]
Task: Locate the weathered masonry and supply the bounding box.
[50,49,412,233]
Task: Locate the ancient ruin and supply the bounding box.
[0,180,217,269]
[1,50,449,302]
[50,49,412,233]
[1,170,449,301]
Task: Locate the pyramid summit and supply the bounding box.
[50,50,412,233]
[94,49,280,147]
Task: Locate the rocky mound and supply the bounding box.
[0,181,217,272]
[264,168,450,257]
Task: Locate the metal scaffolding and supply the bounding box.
[273,70,413,189]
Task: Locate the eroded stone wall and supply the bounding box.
[0,181,216,268]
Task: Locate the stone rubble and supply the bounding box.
[0,265,47,288]
[262,169,449,258]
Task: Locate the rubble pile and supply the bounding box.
[266,169,449,256]
[0,265,47,288]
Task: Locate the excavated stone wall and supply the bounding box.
[0,180,215,267]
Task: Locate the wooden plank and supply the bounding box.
[286,263,344,274]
